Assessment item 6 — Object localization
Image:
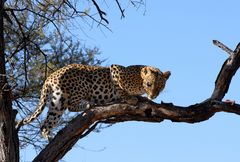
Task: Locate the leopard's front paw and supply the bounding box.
[41,127,53,141]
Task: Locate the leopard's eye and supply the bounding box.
[147,82,152,87]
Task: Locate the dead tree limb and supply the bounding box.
[33,40,240,162]
[211,41,240,100]
[213,40,234,55]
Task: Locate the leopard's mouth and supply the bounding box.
[147,90,161,100]
[147,95,156,100]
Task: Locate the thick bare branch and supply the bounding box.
[33,97,240,162]
[211,41,240,100]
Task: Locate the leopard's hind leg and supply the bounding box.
[41,91,66,140]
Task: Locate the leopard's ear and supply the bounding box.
[141,67,148,78]
[163,71,171,80]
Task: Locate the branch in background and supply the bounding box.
[64,0,111,31]
[24,8,62,39]
[10,9,30,92]
[3,9,13,24]
[91,0,109,24]
[28,39,49,80]
[130,0,146,9]
[115,0,125,18]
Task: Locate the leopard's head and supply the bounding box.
[141,66,171,100]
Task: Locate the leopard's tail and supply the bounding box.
[16,83,51,129]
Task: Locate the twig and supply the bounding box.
[24,8,63,41]
[28,40,49,81]
[91,0,109,24]
[115,0,125,18]
[10,9,30,89]
[213,40,234,55]
[64,0,111,31]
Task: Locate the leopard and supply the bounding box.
[16,64,171,140]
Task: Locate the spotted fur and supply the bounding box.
[16,64,170,140]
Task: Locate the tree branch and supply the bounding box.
[213,40,234,55]
[91,0,109,24]
[33,98,240,162]
[32,40,240,161]
[115,0,125,18]
[64,0,111,31]
[211,41,240,100]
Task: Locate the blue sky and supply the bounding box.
[23,0,240,161]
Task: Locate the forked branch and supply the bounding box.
[91,0,109,24]
[211,41,240,100]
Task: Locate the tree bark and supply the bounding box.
[32,41,240,162]
[0,1,19,161]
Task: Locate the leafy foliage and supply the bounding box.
[4,0,105,149]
